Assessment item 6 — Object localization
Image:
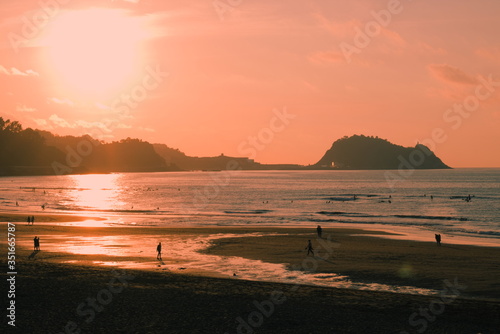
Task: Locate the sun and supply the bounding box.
[43,8,146,99]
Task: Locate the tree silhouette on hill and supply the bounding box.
[0,117,64,173]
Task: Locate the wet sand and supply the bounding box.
[204,228,500,300]
[0,211,106,223]
[8,220,500,300]
[1,216,500,333]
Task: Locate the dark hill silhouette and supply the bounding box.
[153,144,303,171]
[315,135,450,169]
[153,144,263,171]
[86,138,168,173]
[0,117,450,176]
[1,123,170,175]
[38,131,171,174]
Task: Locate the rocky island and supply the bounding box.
[314,135,450,169]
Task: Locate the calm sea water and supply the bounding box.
[1,169,499,243]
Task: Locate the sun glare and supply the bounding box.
[43,8,147,99]
[69,174,123,211]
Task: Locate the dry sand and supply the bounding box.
[1,214,500,333]
[10,260,500,334]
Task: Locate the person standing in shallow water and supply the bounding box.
[156,242,162,260]
[306,240,314,256]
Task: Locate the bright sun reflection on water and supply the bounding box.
[68,174,124,212]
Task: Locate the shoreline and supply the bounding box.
[2,209,500,248]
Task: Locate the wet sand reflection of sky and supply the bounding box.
[28,232,436,296]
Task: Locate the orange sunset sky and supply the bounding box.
[1,0,499,167]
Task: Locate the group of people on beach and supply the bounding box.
[308,224,444,257]
[155,226,321,261]
[154,234,319,263]
[28,216,37,253]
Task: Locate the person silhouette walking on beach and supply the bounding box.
[34,236,40,251]
[27,216,31,225]
[435,234,441,246]
[316,225,323,239]
[306,240,314,256]
[156,242,162,260]
[31,216,35,225]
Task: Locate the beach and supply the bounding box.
[2,212,500,333]
[2,0,500,330]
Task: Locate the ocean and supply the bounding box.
[1,168,499,246]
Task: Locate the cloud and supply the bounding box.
[476,47,500,63]
[313,11,410,66]
[313,13,361,38]
[48,97,75,107]
[0,66,10,75]
[428,64,478,85]
[0,65,39,76]
[417,42,446,56]
[379,28,407,49]
[45,114,121,135]
[32,119,50,127]
[48,114,74,128]
[16,104,37,112]
[309,50,344,64]
[302,80,318,91]
[75,120,112,132]
[95,102,112,110]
